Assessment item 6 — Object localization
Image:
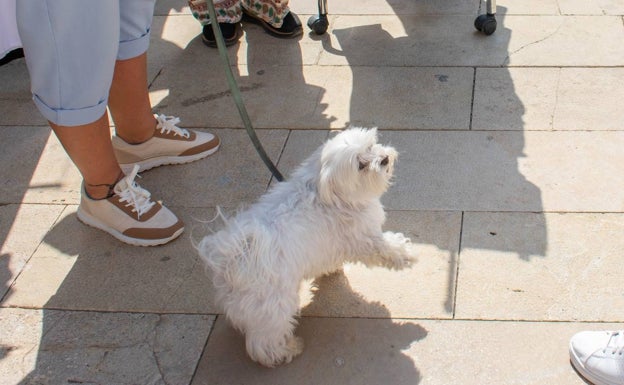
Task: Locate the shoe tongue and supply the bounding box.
[113,176,131,195]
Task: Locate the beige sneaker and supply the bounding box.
[112,114,220,174]
[77,165,184,246]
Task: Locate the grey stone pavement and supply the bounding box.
[1,0,624,383]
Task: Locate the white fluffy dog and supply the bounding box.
[197,128,417,367]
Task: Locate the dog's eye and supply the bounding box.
[358,160,369,170]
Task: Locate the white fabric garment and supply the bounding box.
[0,0,22,59]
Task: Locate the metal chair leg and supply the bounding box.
[307,0,329,35]
[474,0,497,35]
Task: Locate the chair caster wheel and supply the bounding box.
[307,14,329,35]
[474,14,497,35]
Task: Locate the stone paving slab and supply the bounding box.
[6,207,622,323]
[297,0,480,16]
[149,59,334,129]
[557,0,624,15]
[0,204,64,302]
[488,0,624,15]
[494,0,560,15]
[457,212,624,322]
[318,15,624,67]
[382,130,624,212]
[301,211,461,319]
[276,130,330,177]
[0,60,45,127]
[140,128,287,207]
[154,0,624,16]
[498,15,624,66]
[155,0,624,17]
[498,0,624,15]
[0,126,80,205]
[474,68,624,131]
[2,206,218,313]
[0,128,49,204]
[149,15,203,83]
[335,66,474,130]
[2,205,460,321]
[0,308,214,385]
[151,64,474,130]
[194,316,616,385]
[0,127,286,207]
[154,0,480,16]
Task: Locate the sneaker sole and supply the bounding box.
[569,342,619,385]
[77,207,184,247]
[119,144,220,174]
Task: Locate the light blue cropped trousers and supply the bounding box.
[17,0,156,126]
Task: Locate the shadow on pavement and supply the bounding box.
[193,269,426,384]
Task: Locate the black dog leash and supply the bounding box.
[205,1,285,182]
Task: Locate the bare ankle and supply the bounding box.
[115,118,157,144]
[84,171,124,200]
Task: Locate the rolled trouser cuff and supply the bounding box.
[32,94,108,127]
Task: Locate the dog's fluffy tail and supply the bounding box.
[197,214,281,291]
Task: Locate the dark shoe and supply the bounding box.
[202,23,242,48]
[0,48,24,66]
[242,10,303,39]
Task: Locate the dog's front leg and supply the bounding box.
[356,231,417,270]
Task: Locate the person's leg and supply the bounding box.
[50,114,123,199]
[17,0,184,246]
[16,0,122,195]
[108,53,155,144]
[109,0,221,174]
[189,0,243,24]
[188,0,243,47]
[107,0,157,143]
[17,1,117,126]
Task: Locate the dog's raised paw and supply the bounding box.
[380,231,417,269]
[386,252,416,270]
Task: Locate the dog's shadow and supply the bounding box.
[199,270,426,384]
[295,270,426,383]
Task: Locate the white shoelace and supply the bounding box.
[114,165,155,219]
[155,114,190,138]
[603,331,624,355]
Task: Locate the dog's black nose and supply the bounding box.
[380,156,389,166]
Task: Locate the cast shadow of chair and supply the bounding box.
[321,2,547,262]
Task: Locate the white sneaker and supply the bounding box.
[77,165,184,246]
[569,330,624,385]
[112,114,220,174]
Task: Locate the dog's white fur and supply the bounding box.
[198,128,417,367]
